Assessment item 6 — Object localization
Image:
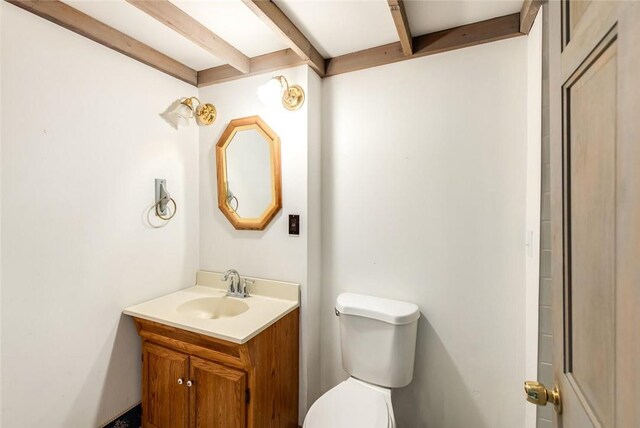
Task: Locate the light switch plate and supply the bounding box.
[289,215,300,235]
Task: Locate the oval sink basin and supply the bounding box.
[177,297,249,320]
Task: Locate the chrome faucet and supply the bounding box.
[221,269,252,298]
[222,269,240,294]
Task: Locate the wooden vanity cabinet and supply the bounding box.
[189,356,247,428]
[142,342,190,428]
[133,309,299,428]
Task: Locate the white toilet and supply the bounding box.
[304,292,420,428]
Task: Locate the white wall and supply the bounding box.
[197,66,321,423]
[525,16,543,428]
[0,3,3,425]
[1,4,199,426]
[321,37,531,427]
[305,67,323,407]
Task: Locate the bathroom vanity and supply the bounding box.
[124,271,300,428]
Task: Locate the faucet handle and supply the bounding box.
[241,278,254,296]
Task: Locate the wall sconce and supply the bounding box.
[163,97,217,128]
[257,76,305,111]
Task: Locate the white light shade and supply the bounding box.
[257,78,284,107]
[167,103,193,128]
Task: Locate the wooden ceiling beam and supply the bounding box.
[6,0,197,86]
[198,13,523,86]
[198,49,304,87]
[519,0,543,34]
[126,0,250,74]
[387,0,413,56]
[241,0,325,77]
[8,1,530,87]
[326,13,522,76]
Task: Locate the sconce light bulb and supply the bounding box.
[178,104,194,122]
[257,78,284,107]
[166,101,193,128]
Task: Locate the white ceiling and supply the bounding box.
[170,0,288,57]
[405,0,523,36]
[275,0,522,57]
[66,0,224,70]
[62,0,523,71]
[65,0,288,70]
[274,0,399,58]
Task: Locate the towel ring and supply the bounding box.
[155,197,177,221]
[227,195,239,213]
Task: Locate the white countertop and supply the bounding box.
[123,271,300,344]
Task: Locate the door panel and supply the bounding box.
[564,35,617,427]
[142,342,189,428]
[551,1,640,427]
[190,356,247,428]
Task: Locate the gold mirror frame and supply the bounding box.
[215,116,282,230]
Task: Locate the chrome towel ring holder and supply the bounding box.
[155,196,177,221]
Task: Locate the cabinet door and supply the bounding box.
[189,356,247,428]
[142,342,189,428]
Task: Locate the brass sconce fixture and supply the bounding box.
[163,97,217,128]
[257,76,305,111]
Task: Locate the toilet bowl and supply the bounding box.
[303,293,419,428]
[303,377,394,428]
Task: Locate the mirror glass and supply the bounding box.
[216,116,282,230]
[226,129,272,218]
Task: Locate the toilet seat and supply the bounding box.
[303,378,392,428]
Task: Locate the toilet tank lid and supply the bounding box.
[336,293,420,325]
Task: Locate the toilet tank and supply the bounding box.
[335,293,420,388]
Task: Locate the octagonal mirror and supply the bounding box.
[215,116,282,230]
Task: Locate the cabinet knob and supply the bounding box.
[177,378,183,385]
[187,380,193,387]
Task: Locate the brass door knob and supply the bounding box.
[524,381,562,414]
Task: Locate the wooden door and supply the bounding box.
[189,356,247,428]
[142,342,190,428]
[548,1,640,426]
